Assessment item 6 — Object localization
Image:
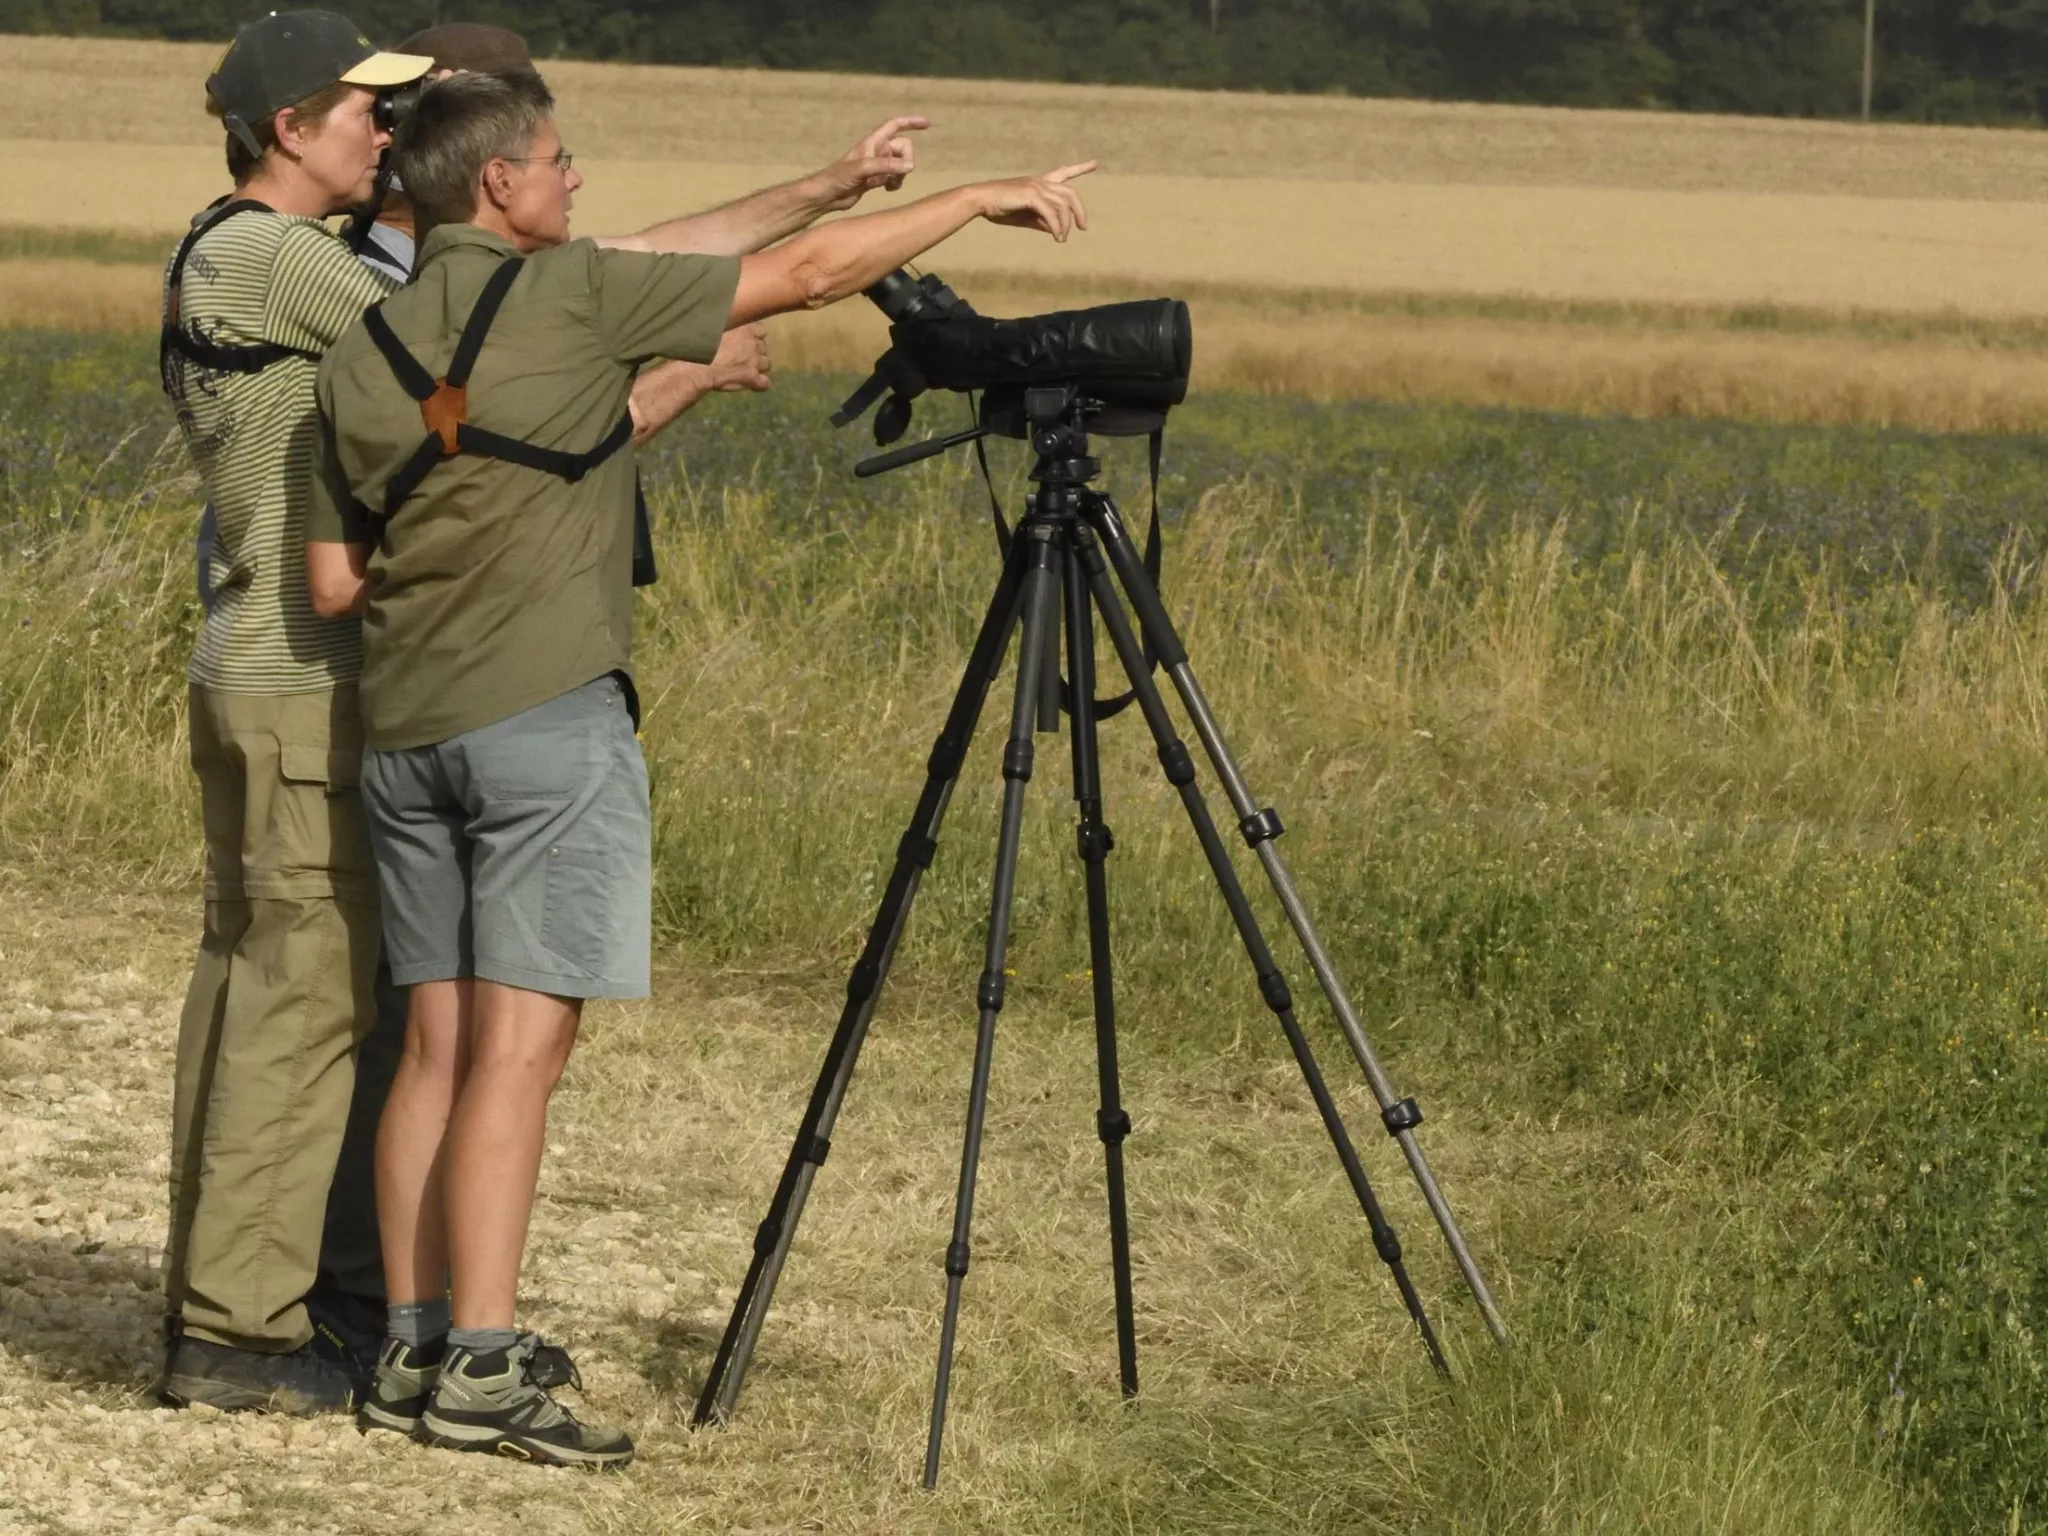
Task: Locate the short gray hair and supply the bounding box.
[396,71,555,235]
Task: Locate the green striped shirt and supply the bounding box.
[163,208,395,694]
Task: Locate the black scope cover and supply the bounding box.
[890,298,1192,410]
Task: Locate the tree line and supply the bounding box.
[10,0,2048,126]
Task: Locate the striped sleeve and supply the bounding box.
[267,222,395,353]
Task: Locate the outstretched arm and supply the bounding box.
[729,162,1094,325]
[598,117,929,258]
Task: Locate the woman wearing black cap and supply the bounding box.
[157,9,432,1417]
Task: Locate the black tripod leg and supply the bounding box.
[1086,498,1508,1348]
[924,527,1062,1489]
[1069,523,1451,1380]
[1064,535,1140,1399]
[693,537,1031,1428]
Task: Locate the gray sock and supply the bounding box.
[387,1298,451,1348]
[448,1326,521,1359]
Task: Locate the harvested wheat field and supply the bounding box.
[8,33,2048,427]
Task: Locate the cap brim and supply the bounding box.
[340,51,434,88]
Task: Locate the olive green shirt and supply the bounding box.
[307,224,739,750]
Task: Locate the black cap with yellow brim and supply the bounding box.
[206,10,431,158]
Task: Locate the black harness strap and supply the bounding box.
[459,415,636,480]
[160,199,323,392]
[362,255,634,524]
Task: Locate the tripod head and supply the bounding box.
[831,270,1192,479]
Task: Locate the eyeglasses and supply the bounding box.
[503,149,574,173]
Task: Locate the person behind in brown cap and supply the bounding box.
[347,24,533,282]
[157,9,433,1416]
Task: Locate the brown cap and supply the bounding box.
[396,22,533,75]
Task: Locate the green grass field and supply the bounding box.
[4,333,2046,1529]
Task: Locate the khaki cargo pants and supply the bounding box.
[167,684,384,1352]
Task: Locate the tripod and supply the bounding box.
[692,388,1507,1488]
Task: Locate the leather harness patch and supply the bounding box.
[421,380,468,456]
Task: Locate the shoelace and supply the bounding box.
[521,1335,583,1393]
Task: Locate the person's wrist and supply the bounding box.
[802,168,846,210]
[965,182,1001,221]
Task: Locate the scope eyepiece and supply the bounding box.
[375,81,425,136]
[864,270,974,326]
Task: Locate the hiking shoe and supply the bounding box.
[356,1335,444,1437]
[353,1334,577,1437]
[306,1285,383,1399]
[421,1337,633,1469]
[158,1335,355,1416]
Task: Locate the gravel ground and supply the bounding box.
[0,897,622,1531]
[0,886,736,1536]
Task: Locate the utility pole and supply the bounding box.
[1862,0,1876,122]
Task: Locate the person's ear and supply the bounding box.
[272,105,309,161]
[480,158,517,212]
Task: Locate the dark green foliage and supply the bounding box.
[9,0,2048,125]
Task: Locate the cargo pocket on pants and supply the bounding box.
[541,845,614,977]
[275,741,373,897]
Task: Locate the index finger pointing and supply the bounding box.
[1044,160,1099,184]
[869,115,932,140]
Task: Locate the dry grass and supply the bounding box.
[11,34,2048,431]
[11,34,2048,201]
[28,253,2048,434]
[14,134,2048,317]
[10,32,2048,309]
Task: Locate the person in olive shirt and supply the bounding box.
[306,69,1091,1466]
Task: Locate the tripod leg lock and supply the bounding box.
[898,830,938,869]
[752,1217,784,1256]
[945,1240,972,1278]
[1076,821,1115,863]
[977,968,1007,1012]
[1372,1227,1405,1265]
[1097,1107,1133,1144]
[1072,526,1108,575]
[1382,1098,1425,1135]
[1003,740,1035,782]
[1239,808,1285,847]
[848,957,880,1006]
[804,1133,832,1167]
[1158,740,1196,787]
[928,731,968,780]
[1256,968,1294,1015]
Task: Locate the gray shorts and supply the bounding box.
[360,674,651,1000]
